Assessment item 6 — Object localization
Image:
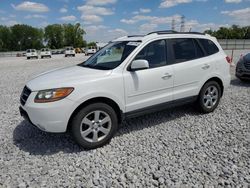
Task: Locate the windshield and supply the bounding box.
[79,41,140,70]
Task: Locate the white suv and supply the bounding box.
[26,49,38,59]
[64,46,75,57]
[40,48,52,59]
[20,31,231,149]
[85,46,97,56]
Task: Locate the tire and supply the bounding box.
[27,57,30,60]
[49,56,52,58]
[65,55,67,57]
[70,103,118,149]
[41,56,43,59]
[197,81,221,113]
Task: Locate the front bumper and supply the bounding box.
[19,92,76,133]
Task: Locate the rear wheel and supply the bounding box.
[197,81,221,113]
[70,103,118,149]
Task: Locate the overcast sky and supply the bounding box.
[0,0,250,42]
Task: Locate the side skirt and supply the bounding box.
[124,96,197,119]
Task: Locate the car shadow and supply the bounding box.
[230,78,250,87]
[13,104,200,155]
[13,121,83,155]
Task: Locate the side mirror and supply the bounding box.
[130,59,149,71]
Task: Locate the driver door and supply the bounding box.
[123,40,174,112]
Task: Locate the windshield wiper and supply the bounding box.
[78,63,95,69]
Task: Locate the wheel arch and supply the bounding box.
[67,97,123,132]
[202,77,224,97]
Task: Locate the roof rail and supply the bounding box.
[127,35,145,38]
[179,32,205,35]
[147,30,177,35]
[147,30,205,35]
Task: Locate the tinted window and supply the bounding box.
[193,39,205,58]
[198,39,219,55]
[172,38,196,63]
[134,40,167,68]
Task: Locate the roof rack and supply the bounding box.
[127,35,145,38]
[147,30,205,35]
[147,30,177,35]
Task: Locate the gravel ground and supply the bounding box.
[0,53,249,187]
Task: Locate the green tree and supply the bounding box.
[44,24,64,49]
[63,23,85,47]
[205,25,250,39]
[10,24,43,51]
[0,25,12,51]
[87,42,97,48]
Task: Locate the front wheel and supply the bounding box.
[197,81,221,113]
[70,103,118,149]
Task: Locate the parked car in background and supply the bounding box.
[85,46,97,56]
[40,48,52,59]
[19,31,231,149]
[75,48,83,54]
[236,53,250,81]
[26,49,38,59]
[65,47,75,57]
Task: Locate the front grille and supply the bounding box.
[20,86,31,106]
[244,60,250,70]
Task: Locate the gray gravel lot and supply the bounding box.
[0,52,249,187]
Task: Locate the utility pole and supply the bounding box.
[171,18,176,31]
[180,15,185,32]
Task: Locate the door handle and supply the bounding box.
[202,64,210,70]
[162,73,172,79]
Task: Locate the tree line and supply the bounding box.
[205,25,250,39]
[0,23,88,52]
[1,24,250,52]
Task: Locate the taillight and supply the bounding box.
[226,56,231,64]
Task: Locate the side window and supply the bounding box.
[198,39,219,56]
[193,39,205,58]
[134,40,167,68]
[172,38,196,63]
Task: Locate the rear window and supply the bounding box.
[31,49,35,52]
[198,39,219,56]
[171,38,196,63]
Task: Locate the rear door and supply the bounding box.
[170,38,211,100]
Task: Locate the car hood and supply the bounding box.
[27,65,112,91]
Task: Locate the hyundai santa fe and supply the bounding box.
[19,31,231,149]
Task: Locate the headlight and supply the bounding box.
[34,87,74,103]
